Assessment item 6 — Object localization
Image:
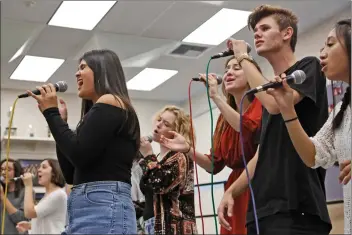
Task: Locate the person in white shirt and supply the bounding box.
[16,159,67,234]
[266,18,351,234]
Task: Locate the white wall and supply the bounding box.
[187,8,350,234]
[0,88,178,160]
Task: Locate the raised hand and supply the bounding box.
[139,136,153,157]
[226,38,249,56]
[58,98,68,122]
[27,83,58,112]
[339,160,351,185]
[198,73,221,99]
[159,131,189,153]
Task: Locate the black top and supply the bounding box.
[247,57,331,226]
[43,103,137,185]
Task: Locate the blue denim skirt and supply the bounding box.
[64,181,137,234]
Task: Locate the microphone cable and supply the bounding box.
[204,57,260,235]
[188,80,205,235]
[1,97,19,235]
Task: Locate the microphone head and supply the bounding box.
[0,176,4,182]
[215,75,222,84]
[290,70,306,84]
[56,81,68,92]
[146,135,153,143]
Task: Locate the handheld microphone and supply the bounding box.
[192,75,222,85]
[146,135,153,143]
[0,174,35,182]
[211,43,252,59]
[18,81,68,98]
[247,70,306,95]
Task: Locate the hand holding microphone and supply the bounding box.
[194,73,222,99]
[226,38,251,57]
[139,136,154,157]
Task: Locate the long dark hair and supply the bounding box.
[332,19,351,129]
[78,49,141,155]
[0,159,24,198]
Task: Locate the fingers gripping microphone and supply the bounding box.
[0,174,35,182]
[211,43,252,59]
[18,81,68,98]
[192,75,222,85]
[247,70,306,95]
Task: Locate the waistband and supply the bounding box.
[71,181,131,195]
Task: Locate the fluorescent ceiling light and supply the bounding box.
[127,68,178,91]
[182,8,251,46]
[48,1,116,30]
[10,55,65,82]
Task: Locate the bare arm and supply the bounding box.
[212,95,241,131]
[185,148,213,172]
[240,60,303,114]
[23,186,37,219]
[227,146,258,197]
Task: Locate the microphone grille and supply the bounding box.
[56,81,68,92]
[246,43,252,53]
[292,70,306,84]
[146,135,153,143]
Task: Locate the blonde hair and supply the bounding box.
[154,105,196,146]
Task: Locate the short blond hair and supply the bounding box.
[154,105,195,146]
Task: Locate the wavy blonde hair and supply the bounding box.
[154,105,196,146]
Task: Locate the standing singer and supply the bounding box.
[26,49,141,234]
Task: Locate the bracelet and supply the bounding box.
[284,117,298,123]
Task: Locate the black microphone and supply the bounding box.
[18,81,68,98]
[246,70,306,95]
[192,75,222,85]
[211,43,252,59]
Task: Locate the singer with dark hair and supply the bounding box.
[218,5,331,235]
[25,49,141,234]
[16,159,67,234]
[0,158,28,234]
[160,57,263,234]
[267,18,351,235]
[138,106,197,235]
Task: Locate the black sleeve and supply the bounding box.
[43,103,126,168]
[56,145,74,185]
[289,57,324,105]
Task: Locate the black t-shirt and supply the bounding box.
[43,103,139,185]
[246,57,331,226]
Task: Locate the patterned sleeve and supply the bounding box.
[140,152,188,194]
[310,103,339,169]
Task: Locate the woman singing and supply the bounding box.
[0,159,28,234]
[267,19,351,234]
[26,49,141,234]
[139,106,197,235]
[16,159,67,234]
[160,57,262,234]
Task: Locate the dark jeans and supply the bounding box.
[247,212,331,235]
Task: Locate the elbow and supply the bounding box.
[24,209,37,219]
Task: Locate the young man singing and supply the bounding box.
[218,5,331,235]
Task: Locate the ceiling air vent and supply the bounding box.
[168,44,209,58]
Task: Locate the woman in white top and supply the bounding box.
[16,159,67,234]
[267,19,351,234]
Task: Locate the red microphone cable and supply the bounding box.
[188,79,205,235]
